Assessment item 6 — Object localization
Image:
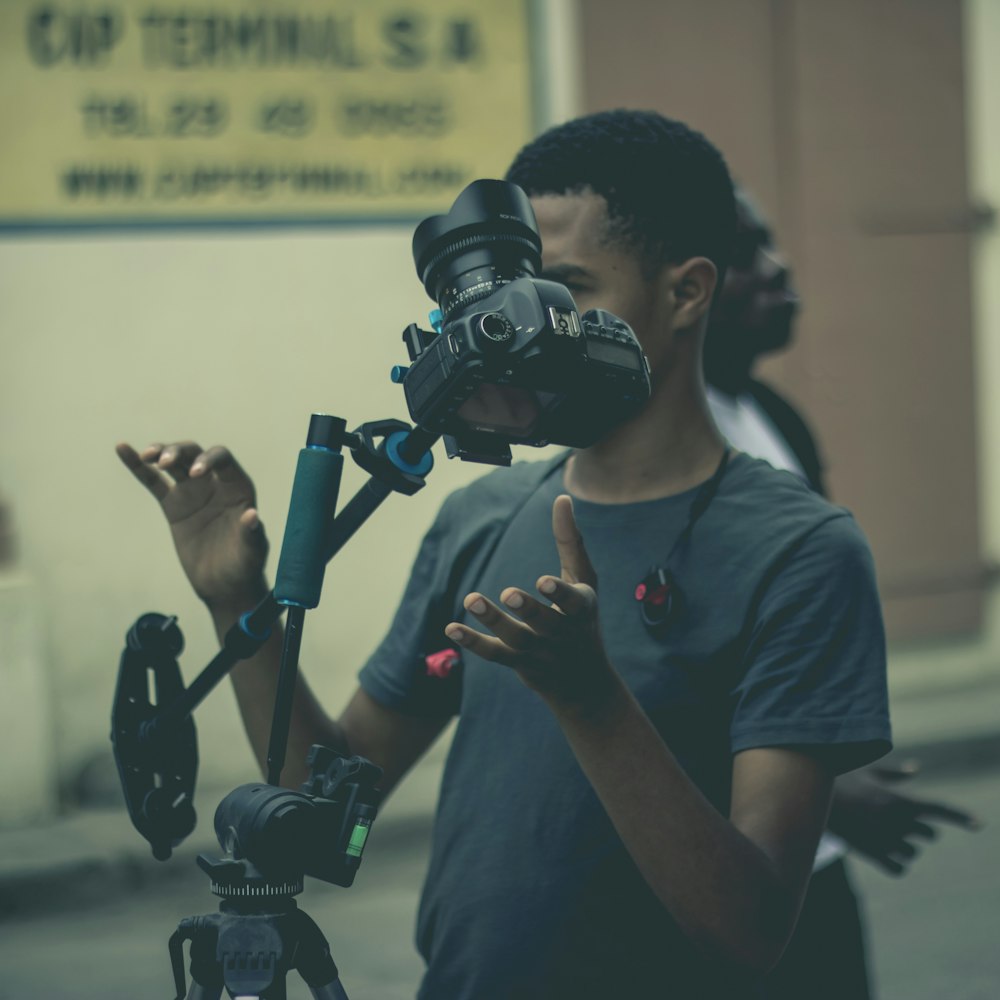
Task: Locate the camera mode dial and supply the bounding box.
[476,311,516,349]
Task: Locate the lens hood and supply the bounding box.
[412,179,542,310]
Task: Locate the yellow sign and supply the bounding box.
[0,1,537,228]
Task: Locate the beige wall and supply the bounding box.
[0,228,487,806]
[968,0,1000,561]
[0,1,579,820]
[887,0,1000,693]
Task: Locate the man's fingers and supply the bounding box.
[500,588,574,637]
[878,856,906,876]
[193,445,253,488]
[536,576,595,619]
[238,507,268,546]
[462,593,537,652]
[870,760,920,783]
[155,441,206,482]
[552,495,597,587]
[133,440,254,491]
[239,507,262,532]
[908,820,938,841]
[444,621,518,667]
[914,801,983,830]
[890,840,918,859]
[116,442,170,502]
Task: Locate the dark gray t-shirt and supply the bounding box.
[359,452,891,999]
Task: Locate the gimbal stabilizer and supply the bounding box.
[111,414,438,999]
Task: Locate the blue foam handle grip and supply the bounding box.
[274,447,343,609]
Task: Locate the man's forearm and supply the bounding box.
[549,679,825,973]
[209,599,347,788]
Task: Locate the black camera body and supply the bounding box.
[401,179,651,465]
[401,283,650,464]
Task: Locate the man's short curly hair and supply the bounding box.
[506,109,736,281]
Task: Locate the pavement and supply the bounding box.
[1,671,998,999]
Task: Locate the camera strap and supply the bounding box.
[635,447,731,630]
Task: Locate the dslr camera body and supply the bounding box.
[401,179,652,465]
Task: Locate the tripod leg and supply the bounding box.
[308,980,350,1000]
[170,917,223,1000]
[186,984,224,1000]
[290,907,350,1000]
[185,930,224,1000]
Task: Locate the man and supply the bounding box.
[117,110,891,998]
[705,189,980,999]
[704,189,825,494]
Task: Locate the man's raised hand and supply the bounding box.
[447,494,617,715]
[115,441,269,611]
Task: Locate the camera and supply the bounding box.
[400,179,652,465]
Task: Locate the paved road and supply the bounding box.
[0,766,996,999]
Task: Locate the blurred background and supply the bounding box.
[0,1,997,997]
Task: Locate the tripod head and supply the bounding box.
[169,746,382,999]
[203,745,382,894]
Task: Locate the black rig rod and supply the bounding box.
[266,604,306,785]
[142,592,283,749]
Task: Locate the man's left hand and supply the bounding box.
[445,494,617,714]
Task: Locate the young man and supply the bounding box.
[117,110,891,998]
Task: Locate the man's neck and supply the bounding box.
[565,379,727,504]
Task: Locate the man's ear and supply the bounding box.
[670,257,718,331]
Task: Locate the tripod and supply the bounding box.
[169,880,345,1000]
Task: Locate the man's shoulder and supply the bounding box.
[709,456,880,646]
[725,450,828,504]
[718,452,864,556]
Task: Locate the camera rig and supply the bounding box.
[113,415,434,999]
[110,179,651,998]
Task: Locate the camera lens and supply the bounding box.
[412,179,542,323]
